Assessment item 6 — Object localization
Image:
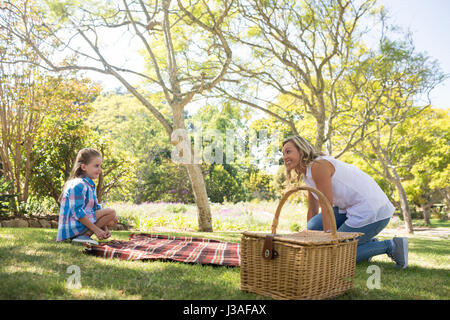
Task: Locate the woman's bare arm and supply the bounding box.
[307,191,319,222]
[310,160,334,232]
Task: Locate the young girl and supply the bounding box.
[56,148,118,245]
[282,136,408,268]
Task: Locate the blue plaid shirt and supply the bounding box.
[56,176,102,241]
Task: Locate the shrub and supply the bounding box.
[0,176,16,216]
[24,196,59,216]
[167,204,188,213]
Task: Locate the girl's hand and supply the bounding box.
[94,228,108,240]
[102,227,111,239]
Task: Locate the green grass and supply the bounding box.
[0,228,253,300]
[0,227,449,300]
[343,235,450,299]
[412,218,450,228]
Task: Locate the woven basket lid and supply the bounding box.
[242,230,362,246]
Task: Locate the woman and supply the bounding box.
[282,136,408,268]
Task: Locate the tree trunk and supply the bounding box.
[13,141,24,211]
[315,115,326,151]
[185,163,213,232]
[440,188,450,220]
[96,145,105,203]
[22,139,34,205]
[171,106,213,232]
[374,146,414,234]
[421,204,431,226]
[314,94,328,152]
[97,172,104,203]
[392,178,414,234]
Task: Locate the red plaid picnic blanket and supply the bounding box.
[84,233,241,267]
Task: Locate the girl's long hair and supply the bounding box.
[59,148,102,203]
[282,136,324,189]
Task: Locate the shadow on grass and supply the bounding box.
[408,238,450,256]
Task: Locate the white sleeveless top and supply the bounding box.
[303,155,394,228]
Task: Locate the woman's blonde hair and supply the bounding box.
[282,136,324,188]
[59,148,102,203]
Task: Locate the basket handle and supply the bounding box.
[271,186,337,237]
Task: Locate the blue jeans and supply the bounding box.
[307,207,393,263]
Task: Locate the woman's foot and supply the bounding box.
[387,237,408,269]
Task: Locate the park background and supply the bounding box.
[0,0,448,300]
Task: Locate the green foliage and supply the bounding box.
[87,93,171,160]
[85,93,278,205]
[87,93,174,203]
[205,164,243,203]
[340,106,450,219]
[289,222,302,232]
[166,204,188,214]
[240,167,277,201]
[0,176,16,216]
[30,118,91,204]
[23,196,59,216]
[91,135,138,203]
[0,42,103,210]
[22,77,128,207]
[398,108,450,211]
[45,0,78,21]
[24,82,137,209]
[136,159,195,204]
[190,102,277,203]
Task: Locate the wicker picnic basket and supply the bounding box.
[240,186,363,300]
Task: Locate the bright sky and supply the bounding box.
[91,0,450,111]
[377,0,450,110]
